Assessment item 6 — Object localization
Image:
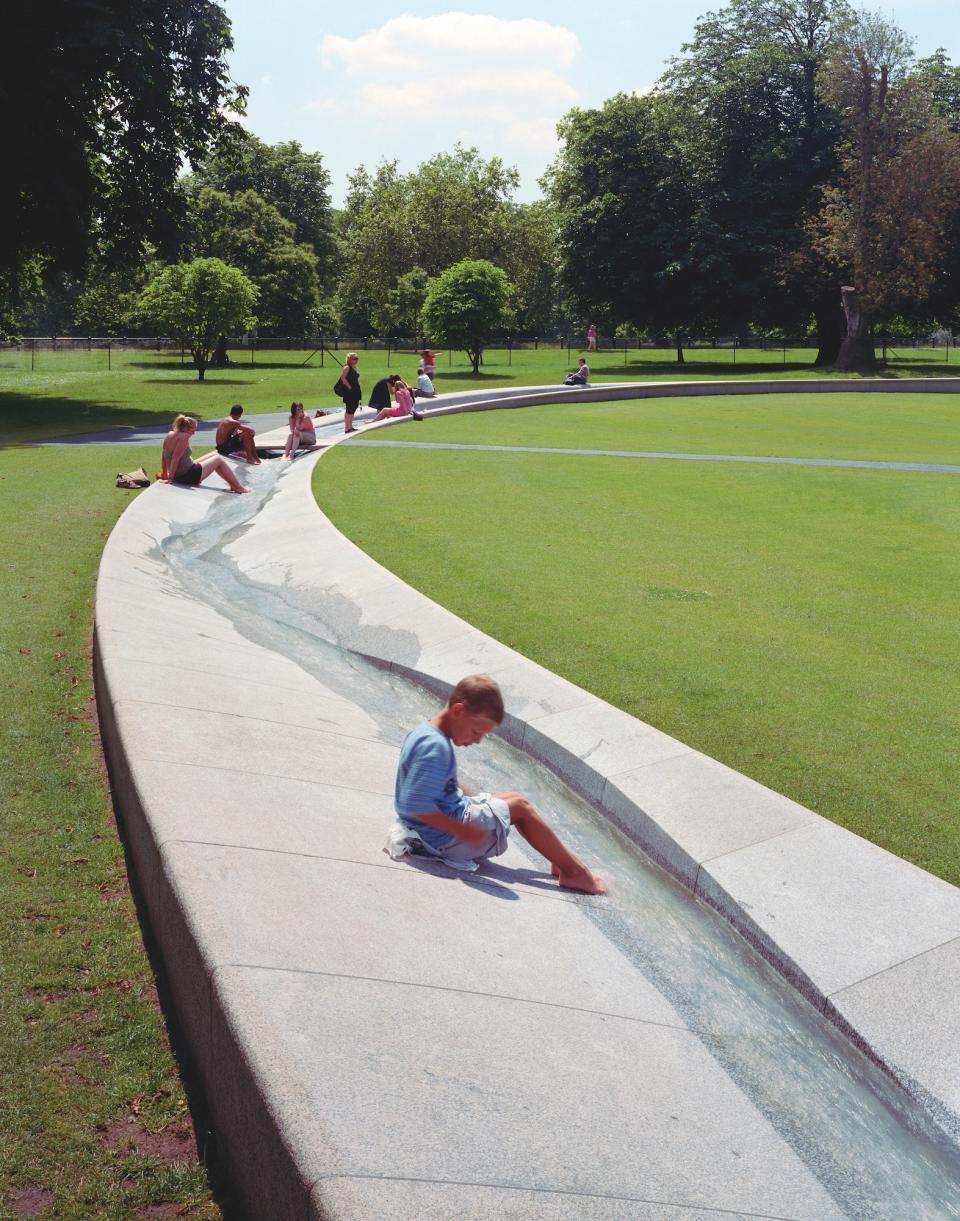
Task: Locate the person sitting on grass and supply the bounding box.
[563,357,589,386]
[387,674,606,894]
[371,377,423,422]
[161,415,248,493]
[283,401,317,461]
[215,404,260,464]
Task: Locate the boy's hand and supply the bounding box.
[415,810,486,846]
[453,820,487,847]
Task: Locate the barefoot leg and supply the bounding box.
[501,794,606,894]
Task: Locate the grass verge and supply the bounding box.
[0,445,221,1219]
[314,396,960,888]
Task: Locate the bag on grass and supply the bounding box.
[116,465,150,489]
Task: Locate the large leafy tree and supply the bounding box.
[184,132,337,283]
[910,50,960,332]
[813,13,960,370]
[0,0,242,328]
[189,189,320,334]
[338,147,555,336]
[421,260,514,374]
[139,258,258,380]
[661,0,848,361]
[545,93,709,356]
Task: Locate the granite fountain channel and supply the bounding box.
[149,455,960,1220]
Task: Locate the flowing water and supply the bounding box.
[156,455,960,1219]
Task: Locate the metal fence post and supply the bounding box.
[108,341,111,371]
[31,340,35,371]
[508,338,512,366]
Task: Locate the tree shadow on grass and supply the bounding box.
[140,377,258,386]
[433,370,512,382]
[128,359,326,373]
[0,390,181,449]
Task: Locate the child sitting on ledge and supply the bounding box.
[386,674,606,894]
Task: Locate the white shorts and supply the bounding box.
[433,794,511,864]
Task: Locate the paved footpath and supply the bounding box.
[93,387,960,1219]
[357,439,960,474]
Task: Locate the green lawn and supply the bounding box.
[0,448,222,1218]
[314,394,960,887]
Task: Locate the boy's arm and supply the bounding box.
[411,810,487,846]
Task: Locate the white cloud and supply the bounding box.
[314,12,580,148]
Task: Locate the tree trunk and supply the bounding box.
[675,334,685,364]
[812,290,844,367]
[833,286,877,372]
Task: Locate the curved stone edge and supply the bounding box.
[92,379,960,1211]
[306,379,960,1147]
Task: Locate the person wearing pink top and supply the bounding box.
[372,377,423,422]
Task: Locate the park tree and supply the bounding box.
[372,268,431,338]
[0,0,242,327]
[337,146,554,335]
[139,258,258,380]
[545,93,710,358]
[421,260,514,374]
[910,50,960,332]
[813,13,960,370]
[184,132,338,283]
[189,189,320,334]
[661,0,848,362]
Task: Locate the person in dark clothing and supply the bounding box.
[337,352,362,433]
[368,373,400,416]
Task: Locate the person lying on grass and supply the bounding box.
[215,404,260,464]
[389,674,606,894]
[161,415,248,493]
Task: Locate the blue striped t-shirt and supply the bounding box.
[394,721,468,850]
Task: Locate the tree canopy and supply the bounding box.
[184,132,337,283]
[0,0,242,321]
[188,189,320,335]
[139,258,258,380]
[421,260,514,374]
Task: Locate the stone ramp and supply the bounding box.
[94,382,960,1218]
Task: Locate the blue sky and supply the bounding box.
[222,1,960,204]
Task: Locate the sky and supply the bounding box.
[222,0,960,205]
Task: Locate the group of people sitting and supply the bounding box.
[161,348,592,493]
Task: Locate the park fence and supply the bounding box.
[1,332,955,373]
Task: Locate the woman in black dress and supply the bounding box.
[338,352,362,433]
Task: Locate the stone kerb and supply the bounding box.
[94,379,960,1215]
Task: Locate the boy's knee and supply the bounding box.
[504,792,532,819]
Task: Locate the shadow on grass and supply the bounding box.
[433,370,512,382]
[127,359,336,373]
[0,390,180,449]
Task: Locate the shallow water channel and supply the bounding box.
[159,457,960,1220]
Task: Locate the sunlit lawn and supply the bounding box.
[315,393,960,887]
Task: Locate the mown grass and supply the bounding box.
[397,390,960,465]
[314,395,960,887]
[0,446,221,1218]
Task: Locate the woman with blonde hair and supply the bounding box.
[161,415,248,493]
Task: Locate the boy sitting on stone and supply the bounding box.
[388,674,606,894]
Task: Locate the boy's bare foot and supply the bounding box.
[555,864,607,895]
[229,484,250,494]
